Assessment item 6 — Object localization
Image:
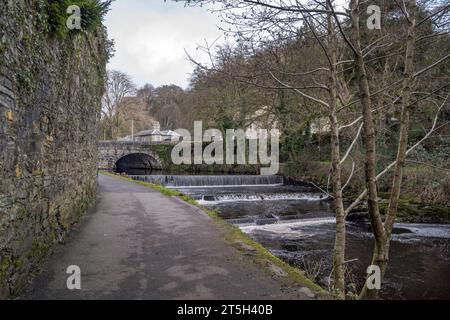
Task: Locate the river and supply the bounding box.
[131,173,450,299]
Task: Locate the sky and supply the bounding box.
[104,0,224,89]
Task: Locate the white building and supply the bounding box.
[160,130,182,142]
[134,129,163,143]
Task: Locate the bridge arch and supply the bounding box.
[115,152,162,173]
[98,141,164,171]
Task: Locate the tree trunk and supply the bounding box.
[327,3,347,299]
[350,0,387,299]
[384,1,417,241]
[359,0,417,299]
[330,113,346,298]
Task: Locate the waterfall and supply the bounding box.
[130,175,284,187]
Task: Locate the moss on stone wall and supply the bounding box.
[0,0,109,299]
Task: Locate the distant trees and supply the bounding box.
[100,72,189,139]
[145,85,185,130]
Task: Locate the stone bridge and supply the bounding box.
[98,141,174,170]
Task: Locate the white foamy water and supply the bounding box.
[240,217,336,239]
[239,218,450,240]
[197,193,329,205]
[171,183,284,189]
[393,223,450,239]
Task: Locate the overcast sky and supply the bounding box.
[104,0,224,89]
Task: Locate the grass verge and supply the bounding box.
[100,170,329,299]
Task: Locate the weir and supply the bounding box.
[130,175,284,187]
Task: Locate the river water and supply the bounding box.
[131,174,450,299]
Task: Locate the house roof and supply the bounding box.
[160,130,181,136]
[135,129,162,137]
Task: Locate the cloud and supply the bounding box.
[104,0,224,89]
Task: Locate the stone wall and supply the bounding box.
[0,0,108,298]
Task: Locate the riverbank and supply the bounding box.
[280,161,450,224]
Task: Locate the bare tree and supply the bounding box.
[101,70,136,139]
